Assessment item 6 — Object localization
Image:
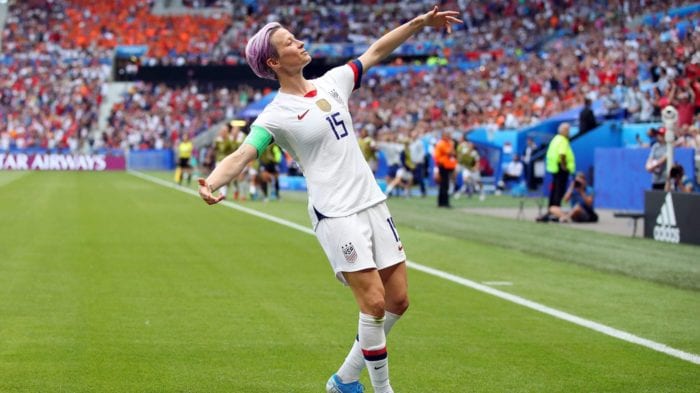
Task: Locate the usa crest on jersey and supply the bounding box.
[341,242,358,263]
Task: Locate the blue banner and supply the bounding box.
[594,147,695,211]
[115,45,149,58]
[127,149,174,170]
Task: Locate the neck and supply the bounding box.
[278,72,313,96]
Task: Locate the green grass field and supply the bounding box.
[1,171,699,392]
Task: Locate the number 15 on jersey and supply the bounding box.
[326,112,348,140]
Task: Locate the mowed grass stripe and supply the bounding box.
[386,196,700,291]
[136,171,700,358]
[0,172,351,392]
[130,171,700,366]
[128,170,315,235]
[1,172,697,392]
[0,170,30,188]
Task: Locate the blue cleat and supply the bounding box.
[326,374,365,393]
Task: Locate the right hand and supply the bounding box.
[421,6,463,34]
[198,178,224,205]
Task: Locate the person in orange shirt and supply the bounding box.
[434,131,457,208]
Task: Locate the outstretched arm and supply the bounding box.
[358,6,462,70]
[198,143,258,205]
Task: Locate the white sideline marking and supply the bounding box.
[129,170,700,366]
[407,263,700,366]
[482,281,513,286]
[128,170,314,235]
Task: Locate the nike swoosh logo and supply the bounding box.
[398,245,403,251]
[297,109,310,120]
[374,365,385,370]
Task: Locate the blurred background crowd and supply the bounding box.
[0,0,698,201]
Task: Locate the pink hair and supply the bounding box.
[245,22,283,80]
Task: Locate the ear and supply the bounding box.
[266,57,280,72]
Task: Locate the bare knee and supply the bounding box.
[385,291,409,315]
[360,289,386,317]
[390,296,409,315]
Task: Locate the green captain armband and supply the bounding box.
[244,125,274,157]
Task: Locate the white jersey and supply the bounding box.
[252,61,386,228]
[377,142,404,166]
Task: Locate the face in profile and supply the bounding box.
[267,28,311,76]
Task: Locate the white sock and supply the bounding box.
[337,311,400,383]
[219,185,227,198]
[359,312,392,393]
[384,311,400,332]
[337,312,397,391]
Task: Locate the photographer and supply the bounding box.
[549,172,598,223]
[665,164,694,193]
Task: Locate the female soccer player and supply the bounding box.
[198,7,461,393]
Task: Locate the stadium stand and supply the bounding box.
[0,0,698,201]
[0,56,108,152]
[105,82,263,150]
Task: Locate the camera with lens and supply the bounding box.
[573,179,582,188]
[669,164,683,179]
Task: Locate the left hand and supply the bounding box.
[198,178,225,205]
[422,6,463,34]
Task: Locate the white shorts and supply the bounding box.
[460,167,480,182]
[396,167,413,182]
[315,202,406,285]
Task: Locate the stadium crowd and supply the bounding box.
[208,0,699,66]
[105,83,264,150]
[0,59,109,153]
[4,0,698,66]
[0,0,259,152]
[349,11,700,138]
[182,0,234,8]
[3,0,231,65]
[1,0,699,160]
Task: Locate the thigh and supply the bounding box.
[344,268,385,315]
[365,203,406,271]
[413,164,424,181]
[438,167,450,187]
[388,165,399,178]
[550,172,568,206]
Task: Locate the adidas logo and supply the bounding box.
[653,193,680,243]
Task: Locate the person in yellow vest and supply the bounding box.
[358,128,378,173]
[259,143,283,200]
[177,133,194,186]
[213,124,235,198]
[454,137,482,199]
[539,122,575,222]
[229,125,247,199]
